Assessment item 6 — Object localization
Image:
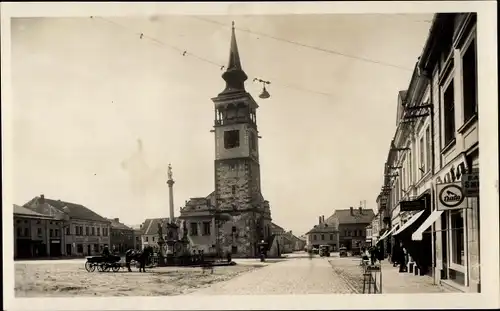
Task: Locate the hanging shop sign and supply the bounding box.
[436,182,467,210]
[462,168,479,197]
[400,198,425,212]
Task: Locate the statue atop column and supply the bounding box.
[168,163,173,181]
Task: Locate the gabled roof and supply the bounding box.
[306,222,338,235]
[107,218,133,230]
[326,209,375,225]
[24,196,110,223]
[140,217,178,236]
[270,222,285,233]
[13,204,54,219]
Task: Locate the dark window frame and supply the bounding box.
[224,130,240,149]
[443,81,456,147]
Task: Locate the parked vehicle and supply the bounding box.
[339,247,348,257]
[319,245,330,257]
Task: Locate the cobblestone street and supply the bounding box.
[189,254,358,295]
[14,259,262,297]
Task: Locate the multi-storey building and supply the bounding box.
[376,13,480,293]
[328,207,375,251]
[305,215,340,251]
[24,194,111,256]
[13,204,64,258]
[108,218,135,254]
[179,23,272,258]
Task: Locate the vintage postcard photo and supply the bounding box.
[1,1,498,310]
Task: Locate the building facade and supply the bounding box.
[24,195,111,256]
[375,13,480,293]
[13,204,64,259]
[139,217,179,250]
[327,208,375,251]
[108,218,135,254]
[179,23,272,258]
[306,215,340,251]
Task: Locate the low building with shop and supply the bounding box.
[24,194,111,256]
[327,207,374,251]
[13,204,64,259]
[107,218,135,254]
[305,215,340,251]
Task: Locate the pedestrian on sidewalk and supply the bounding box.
[398,242,408,273]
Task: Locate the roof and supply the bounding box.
[13,204,54,219]
[270,222,285,233]
[306,222,338,235]
[24,196,110,223]
[326,209,375,225]
[140,217,178,236]
[107,218,133,231]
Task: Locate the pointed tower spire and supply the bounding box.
[220,21,248,95]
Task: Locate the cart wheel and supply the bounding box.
[102,264,110,272]
[112,265,120,272]
[97,264,103,272]
[85,262,95,272]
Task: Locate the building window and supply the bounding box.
[17,227,22,237]
[224,130,240,149]
[462,38,477,122]
[37,228,42,237]
[321,234,325,240]
[425,127,431,172]
[249,131,257,151]
[91,227,95,236]
[313,234,317,241]
[190,223,198,236]
[55,229,59,237]
[97,227,100,236]
[330,234,334,240]
[450,209,465,266]
[86,227,90,236]
[66,226,70,235]
[103,228,108,236]
[23,228,29,236]
[443,82,456,146]
[232,185,236,195]
[419,136,425,176]
[231,246,238,254]
[152,237,155,242]
[145,236,149,242]
[203,222,211,236]
[77,244,83,253]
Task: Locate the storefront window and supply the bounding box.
[450,209,465,266]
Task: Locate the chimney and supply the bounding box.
[319,216,322,224]
[40,194,45,204]
[359,207,363,214]
[322,215,325,223]
[114,218,119,222]
[350,207,354,215]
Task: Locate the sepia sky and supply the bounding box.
[11,14,433,235]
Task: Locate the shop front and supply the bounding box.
[421,152,480,292]
[392,191,433,275]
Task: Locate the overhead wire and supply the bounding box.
[189,16,415,72]
[90,16,339,99]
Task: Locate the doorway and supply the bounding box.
[87,244,91,255]
[66,244,72,256]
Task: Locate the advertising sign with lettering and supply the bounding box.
[436,182,467,211]
[462,169,479,197]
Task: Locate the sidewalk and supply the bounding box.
[377,261,444,293]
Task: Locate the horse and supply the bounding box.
[125,246,154,272]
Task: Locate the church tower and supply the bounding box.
[212,22,271,257]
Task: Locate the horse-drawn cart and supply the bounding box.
[85,255,124,272]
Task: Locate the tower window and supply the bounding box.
[224,130,240,149]
[249,131,257,151]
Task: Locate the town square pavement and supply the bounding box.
[189,253,359,295]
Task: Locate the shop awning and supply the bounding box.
[393,210,425,236]
[377,224,399,242]
[412,210,443,241]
